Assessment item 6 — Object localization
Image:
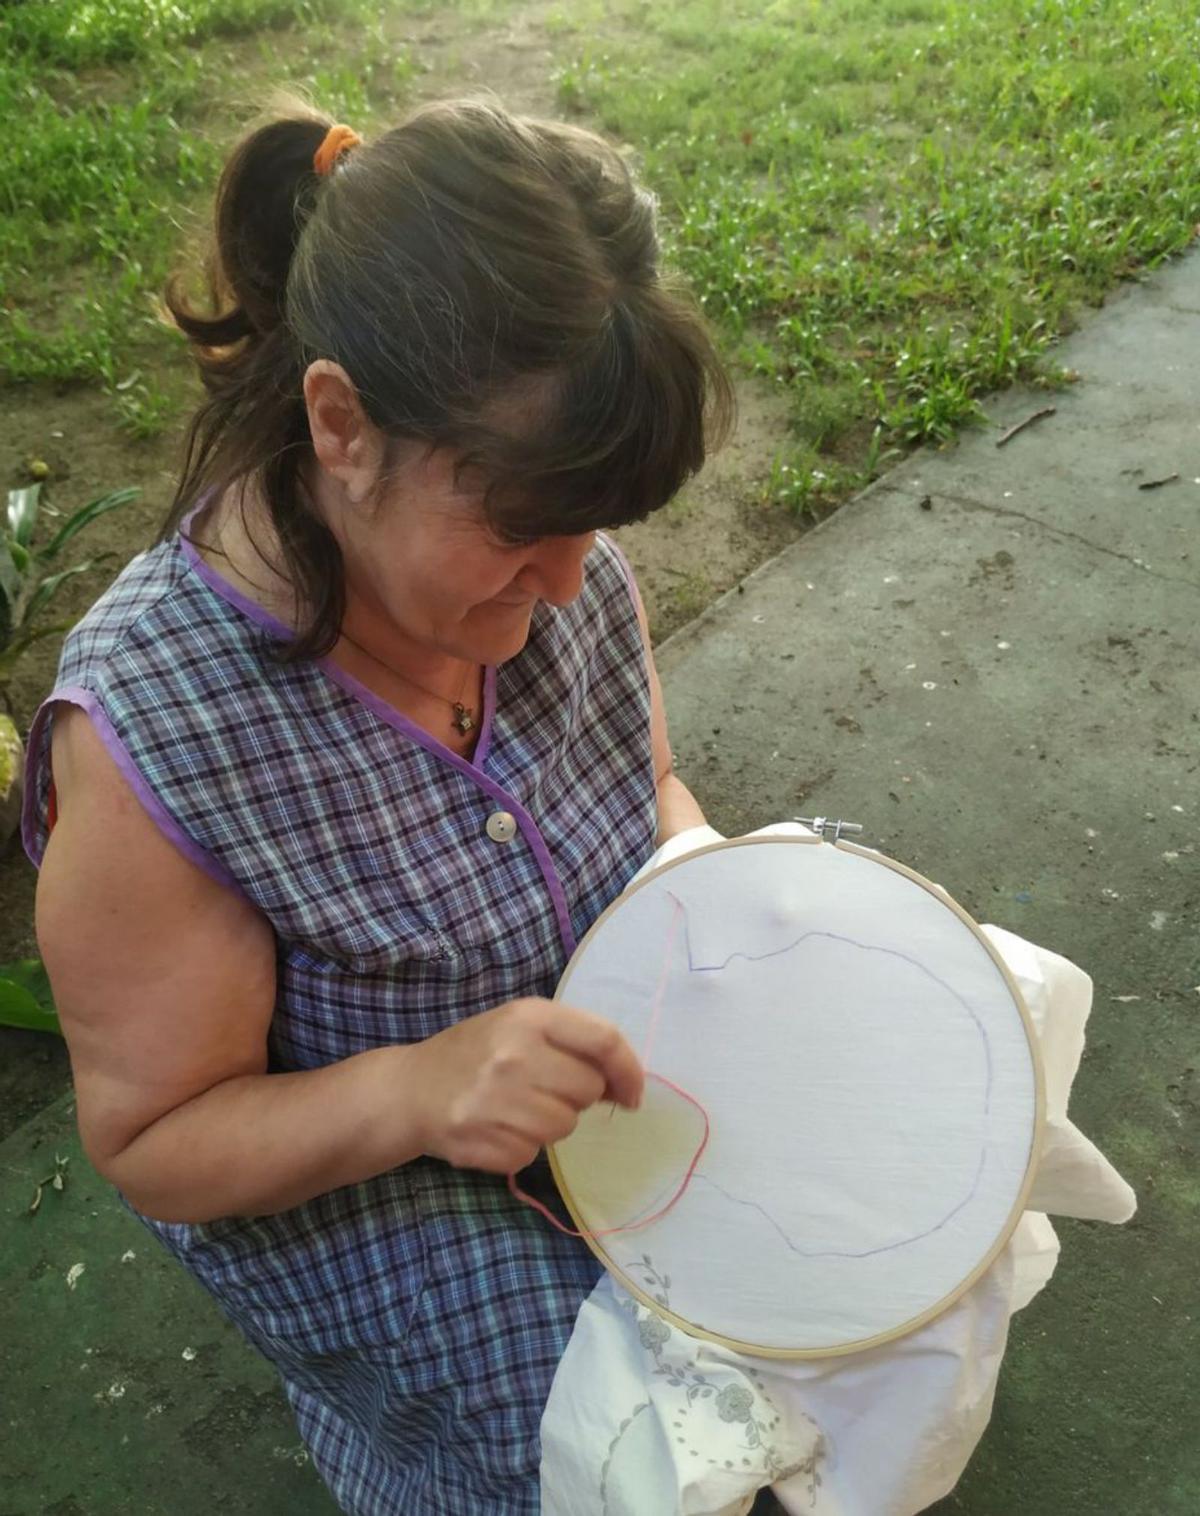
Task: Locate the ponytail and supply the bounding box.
[162,101,346,659]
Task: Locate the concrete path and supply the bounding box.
[659,256,1199,1514]
[2,257,1197,1515]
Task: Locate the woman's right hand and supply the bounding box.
[410,999,644,1174]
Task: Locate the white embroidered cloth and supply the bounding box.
[539,826,1135,1516]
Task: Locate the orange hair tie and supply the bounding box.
[313,123,362,177]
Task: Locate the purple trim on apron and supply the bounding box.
[471,664,500,770]
[21,698,55,866]
[21,685,245,898]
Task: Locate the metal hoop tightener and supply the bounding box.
[795,815,864,842]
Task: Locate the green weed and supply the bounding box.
[114,375,177,441]
[1,0,369,68]
[0,0,403,397]
[556,0,1200,475]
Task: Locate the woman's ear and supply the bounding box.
[302,360,385,504]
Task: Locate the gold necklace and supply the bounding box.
[338,630,479,735]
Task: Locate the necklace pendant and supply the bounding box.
[452,703,475,735]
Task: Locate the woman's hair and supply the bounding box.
[163,95,734,658]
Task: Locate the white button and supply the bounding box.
[486,810,517,844]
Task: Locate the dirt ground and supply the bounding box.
[0,0,806,1135]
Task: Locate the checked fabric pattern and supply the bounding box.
[24,524,659,1514]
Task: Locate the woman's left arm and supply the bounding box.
[630,578,708,845]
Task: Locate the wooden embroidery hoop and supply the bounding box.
[549,834,1046,1360]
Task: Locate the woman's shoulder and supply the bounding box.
[555,531,637,638]
[513,532,643,708]
[590,531,635,597]
[58,531,259,693]
[63,538,185,652]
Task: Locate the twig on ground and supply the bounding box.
[1137,472,1179,491]
[28,1152,70,1215]
[995,406,1057,447]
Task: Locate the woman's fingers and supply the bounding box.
[503,1090,585,1147]
[542,1005,645,1110]
[456,1129,542,1175]
[528,1045,608,1112]
[416,998,644,1172]
[454,1097,584,1172]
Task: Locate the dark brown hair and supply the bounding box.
[163,96,734,658]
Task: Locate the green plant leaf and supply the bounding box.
[7,484,41,549]
[37,487,139,562]
[0,960,60,1035]
[0,958,53,1005]
[19,556,113,632]
[0,538,20,639]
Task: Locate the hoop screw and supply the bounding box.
[795,816,865,842]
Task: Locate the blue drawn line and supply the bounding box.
[637,888,1001,1257]
[664,888,995,1112]
[689,1145,989,1261]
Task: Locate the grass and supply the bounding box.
[551,0,1200,511]
[0,0,423,415]
[2,0,1199,481]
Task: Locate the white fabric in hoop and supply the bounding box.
[550,832,1042,1355]
[539,824,1136,1516]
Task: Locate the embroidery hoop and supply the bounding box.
[549,835,1045,1359]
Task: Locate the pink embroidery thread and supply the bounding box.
[507,895,712,1240]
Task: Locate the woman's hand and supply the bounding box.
[410,999,644,1174]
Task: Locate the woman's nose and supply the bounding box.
[523,533,596,606]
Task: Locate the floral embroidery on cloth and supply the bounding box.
[612,1257,823,1509]
[542,1262,823,1516]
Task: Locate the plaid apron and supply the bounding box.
[23,523,658,1514]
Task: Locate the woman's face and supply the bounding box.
[325,442,597,666]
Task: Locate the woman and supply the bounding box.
[24,98,733,1513]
